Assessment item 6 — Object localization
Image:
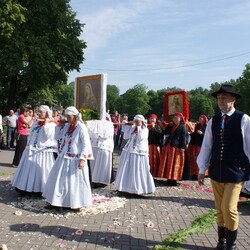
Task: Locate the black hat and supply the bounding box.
[211,84,241,99]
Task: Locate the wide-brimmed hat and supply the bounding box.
[211,84,241,99]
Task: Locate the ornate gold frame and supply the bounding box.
[75,74,102,112]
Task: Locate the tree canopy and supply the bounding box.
[119,84,150,117]
[0,0,86,110]
[0,2,249,119]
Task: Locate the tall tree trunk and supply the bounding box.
[7,74,17,110]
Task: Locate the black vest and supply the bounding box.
[210,110,250,182]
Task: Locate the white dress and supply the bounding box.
[42,122,93,209]
[114,125,155,194]
[87,120,114,185]
[12,121,57,193]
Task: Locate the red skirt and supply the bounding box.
[149,145,161,177]
[188,144,208,176]
[157,144,185,180]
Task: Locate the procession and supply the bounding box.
[0,81,250,250]
[1,1,250,249]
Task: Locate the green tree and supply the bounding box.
[106,84,120,112]
[189,94,214,120]
[0,0,25,39]
[188,87,214,119]
[188,86,210,97]
[122,84,150,117]
[146,89,168,118]
[53,82,74,108]
[0,0,86,110]
[26,85,57,107]
[235,64,250,114]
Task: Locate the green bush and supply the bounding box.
[79,109,99,121]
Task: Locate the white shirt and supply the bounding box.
[0,115,3,132]
[197,108,250,174]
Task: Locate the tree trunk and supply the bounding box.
[7,74,18,110]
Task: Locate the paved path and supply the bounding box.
[0,149,250,250]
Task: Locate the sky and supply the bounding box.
[68,0,250,94]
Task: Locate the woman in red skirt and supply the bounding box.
[158,112,188,186]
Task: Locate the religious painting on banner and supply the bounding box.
[163,90,189,122]
[75,74,107,120]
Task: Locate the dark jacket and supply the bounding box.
[164,124,187,150]
[189,123,206,147]
[148,125,163,147]
[209,110,250,182]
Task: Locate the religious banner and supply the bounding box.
[163,90,189,122]
[75,74,107,120]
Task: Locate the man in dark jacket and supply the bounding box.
[197,84,250,250]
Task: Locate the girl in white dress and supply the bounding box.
[43,106,93,209]
[115,114,155,195]
[12,105,57,195]
[86,115,114,187]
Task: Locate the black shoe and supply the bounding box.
[44,204,62,211]
[44,204,54,210]
[31,192,42,197]
[92,183,107,188]
[215,226,226,250]
[15,187,27,195]
[240,191,250,198]
[165,180,179,186]
[226,229,237,250]
[191,175,198,180]
[18,193,26,197]
[70,208,81,213]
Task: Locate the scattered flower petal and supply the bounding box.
[146,222,154,228]
[56,242,66,248]
[14,210,22,216]
[75,229,83,236]
[9,189,126,218]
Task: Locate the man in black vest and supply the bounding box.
[197,84,250,250]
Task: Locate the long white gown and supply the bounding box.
[114,125,155,194]
[42,122,93,209]
[87,120,114,185]
[12,121,57,193]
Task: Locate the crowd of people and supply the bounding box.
[0,84,249,249]
[1,105,204,201]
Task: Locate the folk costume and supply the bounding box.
[86,117,114,186]
[158,112,188,185]
[197,84,250,249]
[43,106,93,209]
[115,115,155,194]
[187,114,208,179]
[148,114,163,177]
[12,105,57,194]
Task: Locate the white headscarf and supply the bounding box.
[133,114,146,123]
[133,114,147,129]
[39,105,52,118]
[39,105,50,113]
[65,106,82,122]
